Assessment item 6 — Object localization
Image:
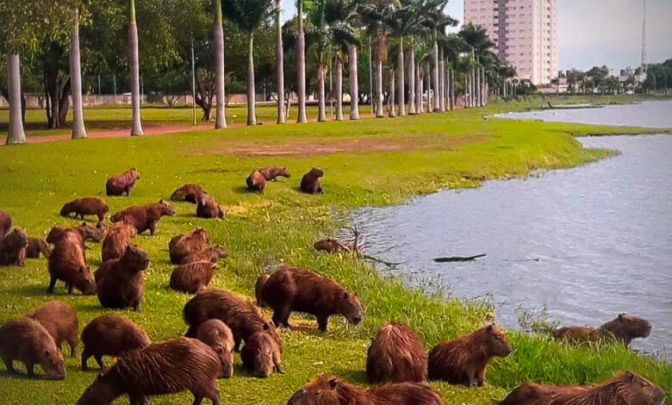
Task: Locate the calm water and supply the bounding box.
[353,103,672,358]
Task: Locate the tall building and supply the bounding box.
[464,0,558,85]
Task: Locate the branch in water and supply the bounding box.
[433,254,486,263]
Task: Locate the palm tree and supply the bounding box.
[423,1,454,112]
[5,55,26,144]
[296,0,307,123]
[360,0,395,118]
[307,0,330,122]
[348,43,359,120]
[214,0,227,128]
[275,0,285,123]
[70,8,86,139]
[458,23,496,108]
[129,0,143,136]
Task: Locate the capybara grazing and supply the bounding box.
[0,228,28,266]
[27,301,78,357]
[47,222,105,247]
[553,314,652,348]
[170,261,218,294]
[196,195,225,219]
[95,245,150,311]
[500,370,664,405]
[261,264,363,332]
[169,227,211,264]
[110,199,176,235]
[0,317,66,380]
[246,170,267,194]
[427,324,512,386]
[26,237,52,258]
[255,274,270,307]
[367,322,425,384]
[314,238,353,253]
[76,337,221,405]
[47,230,96,295]
[80,314,150,370]
[60,197,109,222]
[101,222,137,262]
[286,376,445,405]
[105,168,140,197]
[196,319,234,378]
[300,168,324,194]
[171,183,207,203]
[0,209,11,239]
[183,289,282,352]
[241,329,283,378]
[259,166,291,181]
[179,245,227,265]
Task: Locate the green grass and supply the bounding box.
[0,103,670,405]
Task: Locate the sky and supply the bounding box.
[280,0,672,72]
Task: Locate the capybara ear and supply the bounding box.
[623,370,635,381]
[159,199,165,204]
[486,324,494,332]
[618,313,625,320]
[342,292,349,299]
[81,221,87,226]
[328,378,338,390]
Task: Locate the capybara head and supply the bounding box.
[8,228,29,247]
[607,371,665,405]
[309,168,324,178]
[122,245,150,271]
[243,330,281,378]
[193,227,210,244]
[77,221,106,242]
[158,200,176,216]
[96,221,108,238]
[74,266,97,295]
[77,369,124,405]
[602,314,652,344]
[40,346,66,380]
[60,201,76,217]
[480,324,512,357]
[278,167,291,178]
[337,292,363,325]
[286,376,343,405]
[196,319,234,379]
[129,168,140,180]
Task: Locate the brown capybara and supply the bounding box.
[170,183,208,203]
[47,222,105,247]
[105,168,140,197]
[0,317,66,380]
[110,200,176,236]
[80,314,150,370]
[300,168,324,194]
[60,197,109,222]
[367,322,425,384]
[241,330,283,378]
[0,228,28,266]
[196,195,225,219]
[47,229,96,295]
[179,245,227,265]
[196,319,234,378]
[286,376,445,405]
[170,261,218,294]
[255,274,271,307]
[260,264,363,332]
[26,301,78,357]
[427,324,512,386]
[26,237,52,258]
[101,222,137,262]
[0,209,11,239]
[259,166,291,181]
[183,289,282,352]
[246,170,267,194]
[500,370,664,405]
[95,245,150,311]
[169,227,211,264]
[314,238,353,253]
[76,337,221,405]
[553,314,652,348]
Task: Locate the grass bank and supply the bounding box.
[0,106,669,404]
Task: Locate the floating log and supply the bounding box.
[433,254,486,263]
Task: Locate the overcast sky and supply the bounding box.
[280,0,672,72]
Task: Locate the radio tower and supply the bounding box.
[641,0,648,72]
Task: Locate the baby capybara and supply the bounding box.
[47,230,96,295]
[427,324,512,386]
[241,329,283,378]
[95,245,150,311]
[0,228,28,266]
[170,261,217,294]
[26,237,52,258]
[367,322,425,384]
[76,337,221,405]
[286,376,445,405]
[60,197,109,222]
[183,289,282,352]
[255,274,271,307]
[553,314,652,348]
[80,314,150,370]
[314,238,353,253]
[110,199,176,235]
[246,170,267,194]
[300,168,324,194]
[26,301,78,357]
[260,166,291,181]
[171,183,207,203]
[261,264,363,332]
[105,168,140,197]
[169,227,211,264]
[500,370,664,405]
[0,317,66,380]
[196,319,234,378]
[101,222,137,262]
[179,245,227,265]
[196,195,225,219]
[0,209,11,239]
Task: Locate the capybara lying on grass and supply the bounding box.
[26,237,52,258]
[169,227,210,264]
[260,166,291,181]
[47,229,95,295]
[428,324,512,386]
[196,319,234,378]
[500,370,664,405]
[80,314,150,370]
[101,222,137,262]
[0,317,66,380]
[196,195,225,219]
[0,210,11,239]
[76,337,221,405]
[105,168,140,197]
[171,183,207,203]
[179,245,227,265]
[0,228,28,266]
[95,245,150,311]
[255,274,271,307]
[314,238,353,253]
[110,200,176,235]
[241,329,283,378]
[367,322,425,384]
[27,301,78,357]
[170,261,218,294]
[261,264,362,332]
[246,170,266,194]
[300,168,324,194]
[60,197,109,222]
[553,314,652,348]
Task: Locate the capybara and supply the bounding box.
[255,274,271,307]
[553,314,653,348]
[60,197,109,222]
[179,245,228,265]
[300,168,324,194]
[47,229,96,295]
[101,222,137,262]
[259,166,291,181]
[427,324,512,386]
[196,319,234,378]
[314,238,353,253]
[95,245,150,311]
[0,228,28,266]
[170,183,207,203]
[500,370,664,405]
[286,376,445,405]
[169,227,211,264]
[196,195,225,219]
[76,337,221,405]
[0,317,66,380]
[47,222,105,246]
[26,237,52,258]
[260,264,363,332]
[241,330,283,378]
[170,261,218,294]
[26,301,78,357]
[80,314,150,370]
[183,289,282,352]
[367,322,425,384]
[246,170,267,194]
[105,168,140,197]
[110,200,176,235]
[0,209,11,239]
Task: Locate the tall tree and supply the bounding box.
[296,0,307,123]
[360,0,395,118]
[214,0,227,128]
[129,0,143,135]
[275,0,286,123]
[70,8,87,139]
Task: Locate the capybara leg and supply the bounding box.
[317,315,329,332]
[26,362,35,377]
[318,186,324,194]
[46,277,57,294]
[81,350,91,370]
[133,301,140,312]
[129,394,148,405]
[2,357,15,374]
[17,258,25,267]
[125,187,132,197]
[149,222,157,236]
[67,283,74,295]
[273,305,292,328]
[476,368,485,387]
[97,213,104,222]
[68,337,78,358]
[94,354,104,369]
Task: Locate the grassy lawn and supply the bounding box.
[0,102,670,404]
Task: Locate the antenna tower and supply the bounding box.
[641,0,647,72]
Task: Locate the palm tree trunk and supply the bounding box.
[375,58,383,118]
[70,9,86,139]
[416,62,422,113]
[129,0,143,136]
[275,0,285,124]
[213,0,226,128]
[296,0,307,123]
[388,68,395,118]
[426,62,431,112]
[247,32,256,125]
[408,48,415,115]
[397,36,405,116]
[368,37,374,113]
[317,65,326,122]
[335,56,343,121]
[348,45,359,120]
[6,55,26,145]
[432,39,439,112]
[450,68,455,109]
[439,54,445,112]
[465,76,469,108]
